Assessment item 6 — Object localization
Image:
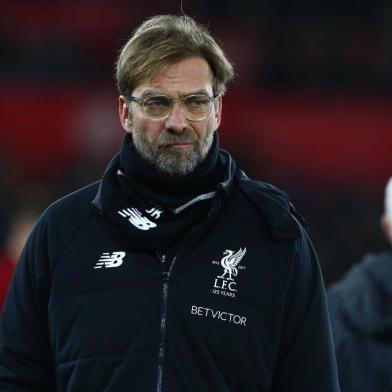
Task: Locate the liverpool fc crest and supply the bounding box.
[212,248,247,298]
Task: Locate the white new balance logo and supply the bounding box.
[94,252,126,269]
[118,207,159,231]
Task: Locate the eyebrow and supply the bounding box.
[180,89,210,97]
[139,89,211,98]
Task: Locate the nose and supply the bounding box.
[164,102,188,133]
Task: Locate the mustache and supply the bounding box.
[157,131,198,146]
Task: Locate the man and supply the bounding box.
[0,15,339,391]
[328,177,392,392]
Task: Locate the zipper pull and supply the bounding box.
[161,254,170,278]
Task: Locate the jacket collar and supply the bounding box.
[92,143,236,214]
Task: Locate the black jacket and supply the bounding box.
[328,250,392,392]
[0,152,339,391]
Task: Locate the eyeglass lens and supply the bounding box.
[142,95,213,120]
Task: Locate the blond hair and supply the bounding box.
[115,15,234,97]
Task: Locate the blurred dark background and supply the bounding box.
[0,0,391,286]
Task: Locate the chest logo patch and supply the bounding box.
[94,251,126,269]
[212,248,247,298]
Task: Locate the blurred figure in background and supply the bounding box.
[0,206,40,312]
[328,176,392,392]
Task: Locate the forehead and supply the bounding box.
[134,57,214,96]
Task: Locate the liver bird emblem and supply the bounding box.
[218,248,247,280]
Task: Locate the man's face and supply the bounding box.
[119,57,222,176]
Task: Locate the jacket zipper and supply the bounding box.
[156,254,176,392]
[153,202,223,391]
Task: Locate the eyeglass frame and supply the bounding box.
[125,93,220,122]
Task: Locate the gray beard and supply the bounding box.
[132,128,214,176]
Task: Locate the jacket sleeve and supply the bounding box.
[0,214,55,390]
[271,226,341,392]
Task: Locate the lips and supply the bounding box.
[161,138,195,147]
[166,142,193,149]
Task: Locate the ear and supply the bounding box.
[381,214,392,245]
[119,95,132,133]
[213,96,222,129]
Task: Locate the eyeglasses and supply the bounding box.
[125,93,219,121]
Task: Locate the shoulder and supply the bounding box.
[43,180,101,237]
[46,181,100,219]
[327,251,392,301]
[236,173,304,241]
